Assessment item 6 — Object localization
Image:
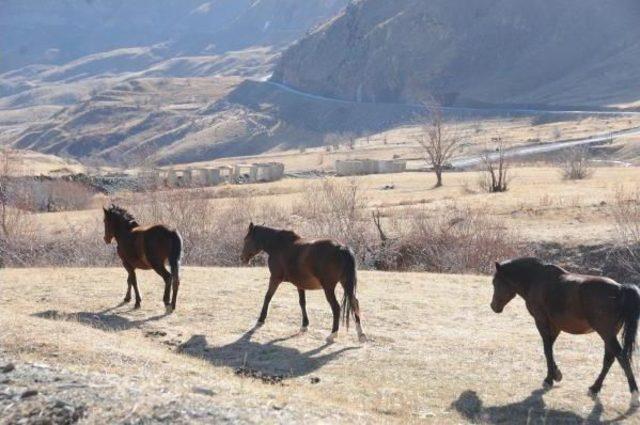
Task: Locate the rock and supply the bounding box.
[21,389,38,399]
[310,377,321,384]
[0,363,15,373]
[192,386,216,396]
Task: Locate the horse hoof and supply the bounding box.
[165,305,174,314]
[358,333,368,343]
[543,379,553,389]
[134,303,141,310]
[123,297,131,303]
[255,321,265,328]
[630,391,640,408]
[554,369,563,382]
[326,332,338,343]
[588,388,600,400]
[299,326,308,334]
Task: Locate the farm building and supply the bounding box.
[335,159,407,176]
[141,162,285,188]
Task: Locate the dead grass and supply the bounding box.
[26,166,640,249]
[0,267,637,423]
[178,115,640,173]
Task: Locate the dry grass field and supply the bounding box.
[28,166,640,248]
[177,115,640,172]
[1,267,638,423]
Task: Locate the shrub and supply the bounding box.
[559,147,594,180]
[388,206,526,274]
[611,191,640,282]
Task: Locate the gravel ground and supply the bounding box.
[0,353,330,424]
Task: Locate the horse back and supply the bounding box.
[277,238,348,288]
[126,224,176,269]
[543,273,622,334]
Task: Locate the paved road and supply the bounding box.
[451,127,640,169]
[259,79,640,169]
[262,80,640,117]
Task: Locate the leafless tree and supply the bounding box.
[417,103,461,188]
[480,137,510,193]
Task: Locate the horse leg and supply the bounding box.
[151,262,172,312]
[535,319,561,387]
[257,277,281,326]
[607,337,640,406]
[298,289,309,332]
[323,285,340,343]
[124,277,132,304]
[589,343,615,397]
[122,262,132,303]
[170,272,180,313]
[350,292,367,343]
[125,265,141,309]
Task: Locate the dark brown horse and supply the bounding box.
[103,205,183,312]
[491,257,640,407]
[241,223,367,343]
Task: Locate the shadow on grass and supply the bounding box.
[451,388,638,424]
[177,325,360,379]
[32,304,169,332]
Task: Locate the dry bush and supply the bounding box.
[559,147,594,180]
[388,206,525,274]
[479,138,510,193]
[611,190,640,282]
[293,178,370,260]
[24,179,95,212]
[123,188,291,267]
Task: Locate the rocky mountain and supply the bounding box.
[6,0,640,166]
[0,0,347,164]
[272,0,640,108]
[0,0,346,74]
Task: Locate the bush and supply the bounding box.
[293,178,370,261]
[2,176,527,276]
[612,191,640,282]
[387,206,526,274]
[559,147,593,180]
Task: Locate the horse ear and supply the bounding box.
[249,222,254,232]
[495,262,502,271]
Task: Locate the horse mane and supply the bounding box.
[499,257,568,280]
[105,204,139,229]
[253,225,301,246]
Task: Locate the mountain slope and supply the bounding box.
[0,0,347,74]
[272,0,640,108]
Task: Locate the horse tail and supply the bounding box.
[169,230,183,286]
[621,284,640,363]
[340,247,359,330]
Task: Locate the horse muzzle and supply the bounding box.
[490,302,503,313]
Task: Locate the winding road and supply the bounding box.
[260,79,640,169]
[451,127,640,169]
[263,80,640,118]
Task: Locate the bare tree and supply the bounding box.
[480,137,510,193]
[417,103,461,188]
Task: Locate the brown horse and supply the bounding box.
[103,205,183,312]
[241,223,367,343]
[491,257,640,407]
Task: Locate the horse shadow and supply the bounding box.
[451,388,638,424]
[32,303,169,332]
[177,325,360,380]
